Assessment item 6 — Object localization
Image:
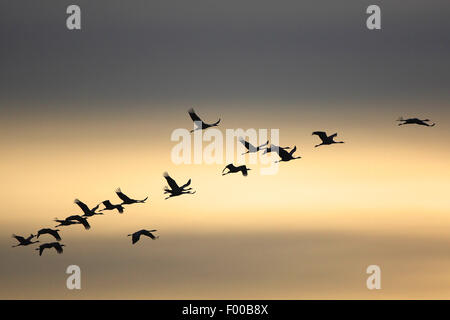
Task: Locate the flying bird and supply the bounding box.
[12,234,38,247]
[36,228,61,241]
[274,146,302,163]
[163,172,196,199]
[397,117,435,127]
[128,229,159,244]
[100,200,124,213]
[36,242,65,256]
[312,131,344,147]
[239,138,269,155]
[188,108,221,133]
[115,188,148,205]
[55,215,91,230]
[222,164,251,176]
[74,198,101,217]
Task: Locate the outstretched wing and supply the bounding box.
[289,146,297,155]
[239,138,254,150]
[188,108,203,123]
[53,243,64,254]
[12,234,25,242]
[50,230,62,241]
[132,232,141,244]
[39,246,45,256]
[163,172,179,190]
[222,164,233,173]
[330,133,338,139]
[180,179,191,189]
[116,188,133,203]
[207,118,221,126]
[79,218,90,230]
[312,131,328,142]
[74,199,90,215]
[142,230,157,240]
[102,200,113,207]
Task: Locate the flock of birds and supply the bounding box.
[11,109,436,255]
[12,189,150,255]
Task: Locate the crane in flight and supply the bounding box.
[74,198,101,217]
[239,138,269,155]
[36,228,61,241]
[222,164,251,176]
[274,146,302,163]
[12,234,39,247]
[115,188,148,205]
[100,200,124,213]
[54,215,91,230]
[188,108,221,133]
[312,131,344,147]
[397,117,435,127]
[163,172,196,199]
[36,242,65,256]
[128,229,159,244]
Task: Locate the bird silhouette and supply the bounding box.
[163,172,196,199]
[397,117,435,127]
[74,198,101,217]
[55,215,91,230]
[188,108,221,133]
[312,131,344,147]
[274,146,302,163]
[222,164,251,176]
[36,242,65,256]
[128,229,159,244]
[115,188,148,205]
[239,138,269,155]
[99,200,124,213]
[12,234,39,247]
[36,228,61,241]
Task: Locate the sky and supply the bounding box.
[1,0,450,299]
